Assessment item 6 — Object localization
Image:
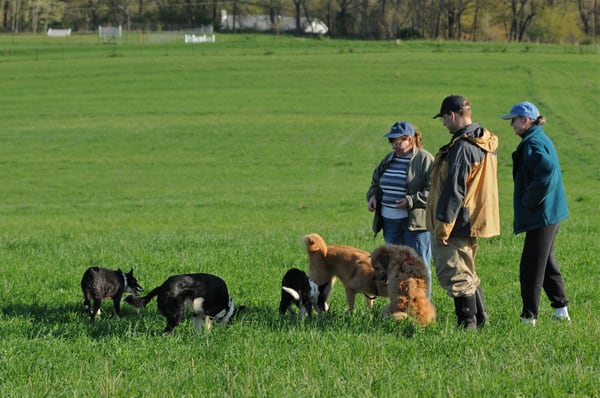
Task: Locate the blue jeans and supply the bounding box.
[382,217,433,299]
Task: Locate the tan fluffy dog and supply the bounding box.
[303,233,378,313]
[370,244,435,326]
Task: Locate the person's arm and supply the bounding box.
[521,141,553,209]
[406,151,433,210]
[434,142,471,240]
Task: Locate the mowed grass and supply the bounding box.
[0,33,599,396]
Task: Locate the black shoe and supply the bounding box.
[454,295,477,330]
[475,286,489,328]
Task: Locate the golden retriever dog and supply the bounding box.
[303,233,378,313]
[370,244,435,326]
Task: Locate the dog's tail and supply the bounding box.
[125,286,161,308]
[282,286,301,301]
[303,233,328,257]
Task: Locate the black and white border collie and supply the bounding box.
[126,273,239,334]
[81,266,144,321]
[279,268,328,316]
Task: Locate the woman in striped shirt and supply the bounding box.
[367,121,434,298]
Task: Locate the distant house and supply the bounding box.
[220,10,328,34]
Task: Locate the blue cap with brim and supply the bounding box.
[384,121,415,138]
[501,101,540,120]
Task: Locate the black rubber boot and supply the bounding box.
[475,285,489,328]
[454,295,477,330]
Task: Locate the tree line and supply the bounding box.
[2,0,599,43]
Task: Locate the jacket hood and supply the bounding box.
[459,123,498,153]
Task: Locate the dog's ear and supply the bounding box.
[371,246,390,270]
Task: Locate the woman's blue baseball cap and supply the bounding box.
[501,101,540,120]
[384,121,415,138]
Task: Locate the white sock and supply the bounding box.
[520,317,536,326]
[554,306,571,321]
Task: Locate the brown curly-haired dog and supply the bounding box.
[370,244,435,326]
[303,233,378,313]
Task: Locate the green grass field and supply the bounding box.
[1,33,599,397]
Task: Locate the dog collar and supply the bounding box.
[213,297,235,324]
[121,271,128,290]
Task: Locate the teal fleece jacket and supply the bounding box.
[512,125,569,234]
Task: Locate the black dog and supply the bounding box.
[279,268,327,316]
[126,273,239,334]
[81,267,144,321]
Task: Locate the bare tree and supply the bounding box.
[291,0,302,32]
[212,0,220,27]
[595,0,600,37]
[440,0,470,39]
[425,0,443,38]
[469,0,498,41]
[336,0,354,36]
[411,0,429,38]
[576,0,600,37]
[3,0,8,28]
[359,0,368,37]
[86,0,106,29]
[10,0,23,32]
[504,0,537,41]
[265,0,283,32]
[232,0,240,31]
[471,0,483,40]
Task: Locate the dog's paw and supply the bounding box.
[390,311,409,321]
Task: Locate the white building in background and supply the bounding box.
[220,10,328,35]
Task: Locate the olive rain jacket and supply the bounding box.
[512,125,568,234]
[426,123,500,240]
[366,147,434,237]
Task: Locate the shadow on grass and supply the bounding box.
[1,299,434,339]
[0,299,157,339]
[234,304,432,338]
[1,301,80,324]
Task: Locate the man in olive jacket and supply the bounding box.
[427,95,500,329]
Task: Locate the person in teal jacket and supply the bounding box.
[502,101,571,326]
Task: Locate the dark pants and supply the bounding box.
[519,223,569,319]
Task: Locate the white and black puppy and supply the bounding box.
[81,266,144,321]
[279,268,327,316]
[126,273,240,334]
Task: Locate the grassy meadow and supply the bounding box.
[1,33,599,396]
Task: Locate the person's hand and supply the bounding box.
[367,196,377,212]
[396,198,407,208]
